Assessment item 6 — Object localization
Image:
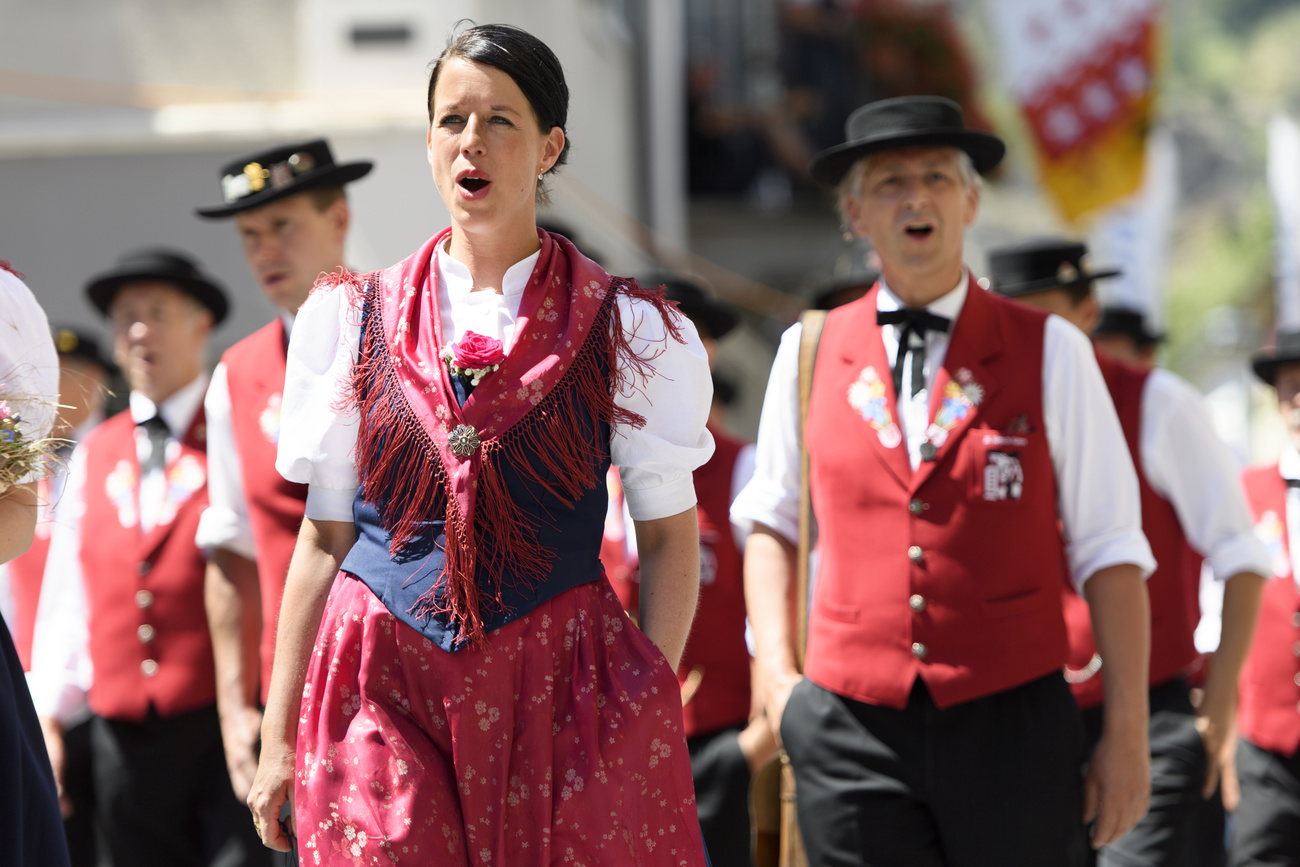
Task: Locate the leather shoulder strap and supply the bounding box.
[795,309,827,671]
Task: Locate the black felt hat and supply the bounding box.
[1094,305,1165,346]
[195,138,372,218]
[653,275,738,340]
[810,95,1005,187]
[1252,329,1300,385]
[51,326,112,370]
[987,238,1121,298]
[85,249,230,325]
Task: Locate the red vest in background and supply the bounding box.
[1238,465,1300,757]
[8,470,54,670]
[805,282,1069,710]
[221,319,308,704]
[603,425,752,738]
[79,409,215,721]
[1062,356,1203,709]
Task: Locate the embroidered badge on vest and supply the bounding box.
[925,367,984,449]
[848,365,902,448]
[156,454,206,526]
[1255,509,1291,578]
[983,451,1024,501]
[106,460,139,528]
[259,392,283,444]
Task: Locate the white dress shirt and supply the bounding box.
[731,277,1156,592]
[195,310,295,559]
[27,375,208,725]
[1279,446,1300,593]
[277,243,716,524]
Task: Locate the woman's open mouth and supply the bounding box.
[456,170,492,199]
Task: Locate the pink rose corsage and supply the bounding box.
[442,331,506,386]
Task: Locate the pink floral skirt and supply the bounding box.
[294,573,707,866]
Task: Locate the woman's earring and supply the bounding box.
[538,173,544,181]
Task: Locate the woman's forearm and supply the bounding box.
[260,518,356,747]
[633,508,701,670]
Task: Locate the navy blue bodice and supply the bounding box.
[339,372,613,651]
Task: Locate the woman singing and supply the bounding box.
[247,23,713,866]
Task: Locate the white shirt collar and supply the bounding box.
[279,308,295,338]
[1280,444,1300,482]
[128,372,210,435]
[436,242,541,299]
[876,268,969,322]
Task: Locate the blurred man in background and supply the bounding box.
[989,237,1267,867]
[1230,332,1300,866]
[193,139,369,806]
[30,249,263,867]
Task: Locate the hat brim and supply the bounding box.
[676,299,738,340]
[810,130,1006,186]
[1252,351,1300,386]
[993,267,1122,298]
[195,161,373,218]
[87,271,230,326]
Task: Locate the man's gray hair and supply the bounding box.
[835,148,981,230]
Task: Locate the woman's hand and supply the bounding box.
[247,735,295,851]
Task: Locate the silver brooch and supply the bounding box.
[448,424,481,457]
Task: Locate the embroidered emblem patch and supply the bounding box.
[847,365,902,449]
[155,454,206,527]
[1255,510,1291,578]
[105,460,138,529]
[983,451,1024,501]
[259,392,283,445]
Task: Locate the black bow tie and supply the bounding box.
[1286,477,1300,488]
[876,308,951,397]
[138,415,170,472]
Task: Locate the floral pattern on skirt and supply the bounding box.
[294,573,707,866]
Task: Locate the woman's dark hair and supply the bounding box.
[427,23,572,184]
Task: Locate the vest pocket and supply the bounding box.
[964,428,1037,506]
[814,595,860,624]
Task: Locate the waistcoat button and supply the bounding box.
[135,590,154,609]
[908,546,924,563]
[909,594,926,612]
[137,624,155,644]
[912,642,927,659]
[140,659,159,677]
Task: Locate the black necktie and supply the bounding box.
[1287,477,1300,488]
[876,308,952,397]
[138,415,170,474]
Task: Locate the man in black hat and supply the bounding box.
[193,139,370,809]
[989,237,1268,867]
[733,95,1155,864]
[1228,334,1300,866]
[1094,305,1165,369]
[28,249,265,867]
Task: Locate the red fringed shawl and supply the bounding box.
[340,228,684,644]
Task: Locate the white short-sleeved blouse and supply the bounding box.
[276,245,716,524]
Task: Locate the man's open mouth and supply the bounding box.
[904,222,934,239]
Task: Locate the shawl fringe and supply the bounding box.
[347,275,687,645]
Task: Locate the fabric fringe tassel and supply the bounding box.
[347,275,690,645]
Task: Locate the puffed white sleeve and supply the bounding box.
[275,283,361,523]
[0,268,59,479]
[1043,316,1156,590]
[730,322,802,544]
[610,295,715,522]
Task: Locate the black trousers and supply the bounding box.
[688,726,752,867]
[61,717,98,867]
[781,674,1089,867]
[90,704,267,867]
[1081,678,1209,866]
[1228,738,1300,867]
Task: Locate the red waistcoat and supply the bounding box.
[1238,465,1300,757]
[603,425,752,737]
[79,409,215,721]
[1062,357,1203,708]
[221,319,308,704]
[805,282,1069,710]
[8,470,54,670]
